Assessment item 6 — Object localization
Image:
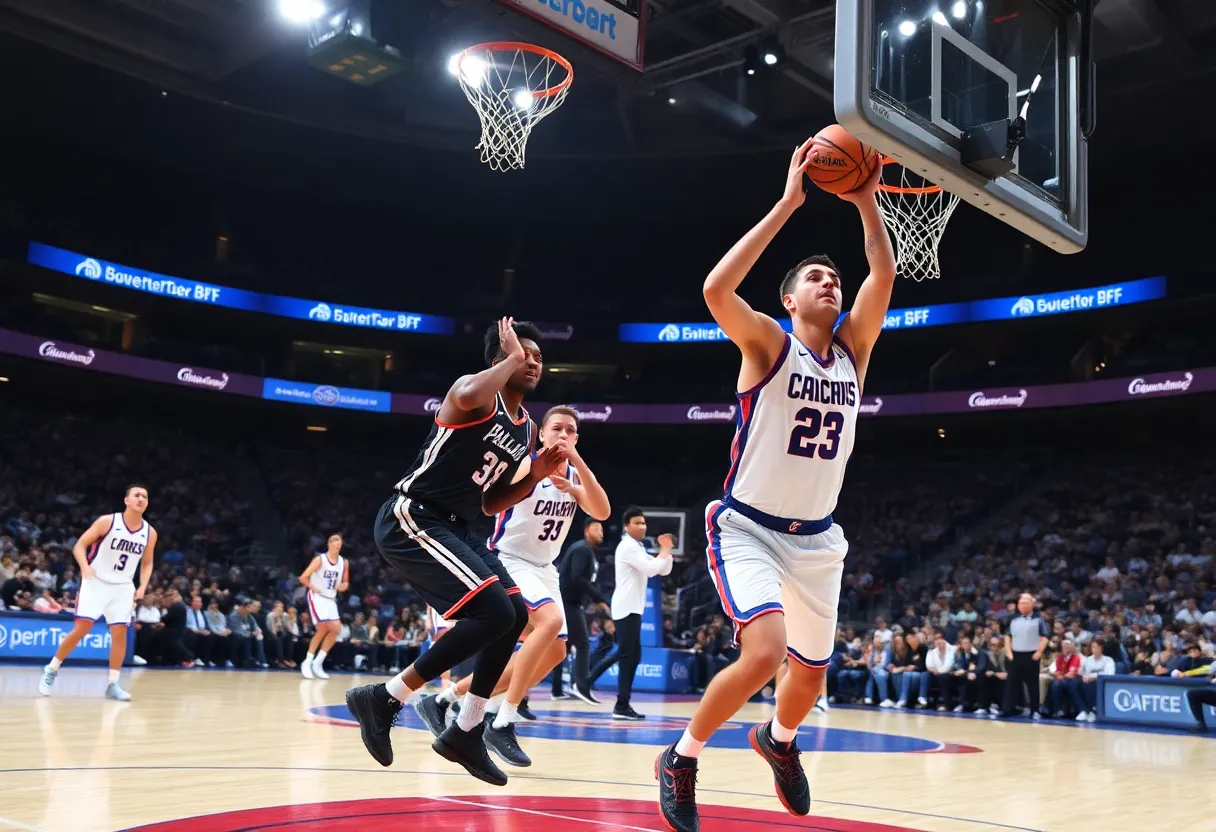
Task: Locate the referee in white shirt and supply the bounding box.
[593,506,673,720]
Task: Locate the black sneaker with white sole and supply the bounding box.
[414,693,450,738]
[748,721,810,816]
[612,705,645,720]
[345,683,403,767]
[516,697,538,721]
[655,743,699,832]
[432,721,508,786]
[482,716,532,767]
[570,684,600,705]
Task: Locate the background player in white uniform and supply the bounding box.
[415,406,610,764]
[298,533,348,679]
[40,484,157,701]
[657,135,896,832]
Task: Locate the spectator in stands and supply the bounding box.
[265,600,296,669]
[864,635,892,705]
[1068,639,1115,722]
[159,590,193,667]
[880,634,909,708]
[184,595,212,666]
[1,563,35,609]
[1047,639,1081,717]
[204,599,232,666]
[1185,662,1216,731]
[896,632,930,709]
[836,635,870,702]
[1038,637,1060,711]
[228,600,267,668]
[984,636,1008,715]
[926,633,956,709]
[872,616,893,646]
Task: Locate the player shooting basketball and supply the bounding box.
[656,133,895,832]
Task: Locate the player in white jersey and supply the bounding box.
[415,406,611,767]
[40,484,157,701]
[657,136,895,832]
[298,533,349,679]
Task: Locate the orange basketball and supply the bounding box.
[804,124,879,194]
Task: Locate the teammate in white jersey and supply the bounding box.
[415,406,611,767]
[657,136,896,832]
[40,484,157,701]
[298,533,349,679]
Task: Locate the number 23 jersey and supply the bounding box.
[395,393,534,523]
[724,332,860,522]
[488,462,579,566]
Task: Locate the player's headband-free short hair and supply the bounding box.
[623,505,645,525]
[542,405,579,428]
[583,517,602,531]
[125,483,149,497]
[779,254,840,299]
[484,320,543,367]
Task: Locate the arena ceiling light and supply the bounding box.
[951,1,968,19]
[280,0,325,23]
[898,20,917,36]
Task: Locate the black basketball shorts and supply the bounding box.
[374,494,518,619]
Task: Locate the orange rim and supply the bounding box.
[875,156,944,195]
[457,41,573,99]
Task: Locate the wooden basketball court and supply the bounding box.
[1,666,1210,831]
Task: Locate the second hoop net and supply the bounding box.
[875,159,961,281]
[452,42,573,172]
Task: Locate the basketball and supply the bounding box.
[804,124,879,195]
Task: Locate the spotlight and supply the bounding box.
[759,38,785,67]
[279,0,324,23]
[667,96,677,105]
[951,0,968,19]
[898,19,917,36]
[763,50,779,66]
[448,53,488,86]
[743,44,759,76]
[512,89,535,110]
[931,10,948,25]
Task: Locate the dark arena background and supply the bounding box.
[1,0,1215,829]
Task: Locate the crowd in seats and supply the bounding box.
[822,453,1216,718]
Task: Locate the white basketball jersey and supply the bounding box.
[309,554,345,598]
[488,463,579,566]
[88,513,151,585]
[724,333,860,522]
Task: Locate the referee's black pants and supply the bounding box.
[1187,687,1216,728]
[1003,651,1040,716]
[589,613,642,710]
[551,588,590,696]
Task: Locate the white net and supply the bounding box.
[454,43,572,172]
[875,164,961,281]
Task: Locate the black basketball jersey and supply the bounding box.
[395,393,534,523]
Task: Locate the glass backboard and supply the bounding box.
[835,0,1090,253]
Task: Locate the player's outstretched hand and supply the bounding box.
[839,153,884,203]
[780,136,818,210]
[498,317,525,364]
[532,442,569,480]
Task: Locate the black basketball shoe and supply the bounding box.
[433,720,509,786]
[748,721,811,815]
[516,696,538,721]
[482,715,532,767]
[414,693,450,738]
[655,743,699,832]
[345,683,403,767]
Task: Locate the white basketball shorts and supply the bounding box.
[75,578,135,626]
[307,590,340,623]
[705,499,848,667]
[497,551,568,639]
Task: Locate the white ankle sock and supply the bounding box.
[770,716,798,744]
[305,652,315,664]
[436,682,458,705]
[674,728,705,758]
[456,694,488,732]
[315,650,328,666]
[486,693,506,713]
[493,702,519,729]
[385,674,412,703]
[49,657,63,670]
[108,669,120,684]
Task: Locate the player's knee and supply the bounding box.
[463,582,516,633]
[530,604,562,639]
[740,638,787,680]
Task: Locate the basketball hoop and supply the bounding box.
[875,158,961,281]
[452,42,573,171]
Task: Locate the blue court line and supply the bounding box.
[0,765,1041,832]
[827,702,1216,740]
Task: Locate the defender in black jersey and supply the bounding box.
[346,318,568,787]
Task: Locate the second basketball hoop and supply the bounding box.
[451,42,573,172]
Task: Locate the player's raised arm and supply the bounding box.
[703,140,814,373]
[443,317,528,418]
[833,161,896,381]
[298,555,321,587]
[71,514,114,582]
[550,447,611,521]
[135,527,156,602]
